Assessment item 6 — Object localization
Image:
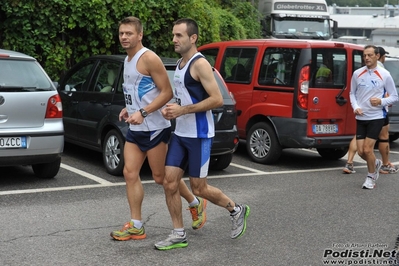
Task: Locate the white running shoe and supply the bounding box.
[362,176,375,189]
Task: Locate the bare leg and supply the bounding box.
[163,166,185,228]
[357,137,377,174]
[123,142,146,221]
[347,136,357,164]
[179,179,195,204]
[189,178,236,212]
[378,125,390,165]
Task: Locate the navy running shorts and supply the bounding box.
[125,127,171,152]
[165,134,213,178]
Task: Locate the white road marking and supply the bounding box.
[60,163,113,185]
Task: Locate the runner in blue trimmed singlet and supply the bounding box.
[155,18,250,251]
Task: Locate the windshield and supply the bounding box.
[0,59,53,91]
[272,17,331,39]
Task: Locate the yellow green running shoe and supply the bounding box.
[110,221,146,241]
[188,197,207,230]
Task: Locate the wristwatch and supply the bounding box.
[139,108,148,118]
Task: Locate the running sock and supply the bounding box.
[173,228,185,236]
[189,197,200,207]
[230,204,241,216]
[131,219,143,229]
[367,172,375,179]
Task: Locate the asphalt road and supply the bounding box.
[1,141,399,266]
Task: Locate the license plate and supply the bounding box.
[0,136,27,149]
[312,124,338,134]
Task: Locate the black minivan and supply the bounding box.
[57,55,239,175]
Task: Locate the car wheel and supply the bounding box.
[103,129,124,176]
[317,148,348,160]
[32,157,61,179]
[246,122,282,164]
[209,153,233,170]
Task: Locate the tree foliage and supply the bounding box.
[0,0,261,80]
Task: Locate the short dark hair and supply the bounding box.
[364,45,378,55]
[119,16,143,33]
[174,18,199,43]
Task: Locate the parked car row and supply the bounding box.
[56,55,239,176]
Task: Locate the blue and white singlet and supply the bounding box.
[173,53,215,138]
[123,47,171,132]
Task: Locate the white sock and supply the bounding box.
[131,219,142,229]
[230,205,241,216]
[173,228,185,236]
[189,197,200,207]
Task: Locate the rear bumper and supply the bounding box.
[0,154,62,166]
[0,134,64,166]
[211,126,239,156]
[272,117,352,148]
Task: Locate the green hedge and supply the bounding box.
[0,0,261,80]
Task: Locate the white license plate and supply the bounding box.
[312,124,338,134]
[0,136,27,149]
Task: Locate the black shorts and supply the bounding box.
[356,118,385,140]
[383,114,389,126]
[125,127,171,152]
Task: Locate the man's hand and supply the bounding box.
[162,103,184,120]
[119,108,128,121]
[354,108,364,115]
[370,97,381,106]
[125,111,144,125]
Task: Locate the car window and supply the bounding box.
[91,61,120,93]
[259,47,300,87]
[385,60,399,88]
[201,48,218,67]
[0,60,52,90]
[310,48,347,88]
[221,48,257,83]
[60,60,95,92]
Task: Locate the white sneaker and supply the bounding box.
[362,176,375,189]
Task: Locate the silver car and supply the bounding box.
[0,49,64,178]
[385,57,399,142]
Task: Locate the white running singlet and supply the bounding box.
[123,47,171,131]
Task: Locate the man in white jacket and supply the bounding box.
[349,45,398,189]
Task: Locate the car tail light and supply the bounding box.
[45,94,63,118]
[297,65,310,110]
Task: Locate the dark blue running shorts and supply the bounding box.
[125,127,171,152]
[166,134,213,178]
